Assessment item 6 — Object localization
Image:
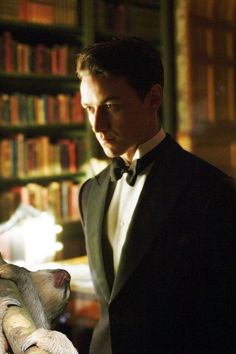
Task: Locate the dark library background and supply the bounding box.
[0,1,235,353]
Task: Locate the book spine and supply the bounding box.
[16,133,25,178]
[0,139,12,178]
[71,92,84,124]
[3,32,14,73]
[1,94,11,124]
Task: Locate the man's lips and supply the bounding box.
[100,136,115,144]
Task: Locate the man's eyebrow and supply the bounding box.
[82,95,120,107]
[100,95,120,104]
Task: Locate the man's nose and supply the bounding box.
[92,107,109,133]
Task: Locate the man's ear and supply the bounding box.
[147,84,163,110]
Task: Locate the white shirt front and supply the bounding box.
[106,128,166,274]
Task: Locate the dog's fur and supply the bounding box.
[0,257,78,353]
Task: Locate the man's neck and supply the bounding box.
[121,127,166,165]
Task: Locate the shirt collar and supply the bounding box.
[126,127,166,162]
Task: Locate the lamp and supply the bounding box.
[0,204,62,266]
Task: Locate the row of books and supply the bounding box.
[175,6,236,132]
[0,0,79,27]
[0,180,81,223]
[189,24,235,124]
[0,92,84,126]
[191,26,234,61]
[130,0,158,4]
[190,1,235,22]
[191,64,235,124]
[0,31,80,74]
[95,0,160,38]
[0,134,87,178]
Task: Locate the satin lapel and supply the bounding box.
[85,170,112,303]
[110,139,187,302]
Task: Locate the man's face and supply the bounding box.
[80,73,160,162]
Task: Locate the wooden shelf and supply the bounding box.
[0,20,83,45]
[0,124,86,137]
[0,172,85,188]
[0,73,79,94]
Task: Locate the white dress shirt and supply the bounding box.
[106,128,166,273]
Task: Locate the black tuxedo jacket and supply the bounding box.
[79,135,236,354]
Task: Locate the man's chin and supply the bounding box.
[100,145,119,158]
[103,150,118,158]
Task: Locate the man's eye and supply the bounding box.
[104,104,119,112]
[104,104,112,110]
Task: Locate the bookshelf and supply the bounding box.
[0,1,175,259]
[0,0,90,261]
[175,0,236,178]
[94,0,160,41]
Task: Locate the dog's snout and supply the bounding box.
[52,269,71,289]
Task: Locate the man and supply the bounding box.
[77,37,236,354]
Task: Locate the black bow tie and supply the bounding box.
[110,157,138,186]
[110,142,163,186]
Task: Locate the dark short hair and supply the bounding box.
[76,36,164,99]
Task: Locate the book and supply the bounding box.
[0,0,78,27]
[0,30,80,75]
[16,134,25,178]
[71,92,84,124]
[0,139,12,178]
[0,180,81,223]
[3,31,14,73]
[10,95,20,125]
[0,0,18,22]
[26,0,54,25]
[1,94,11,124]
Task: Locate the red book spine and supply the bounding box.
[72,92,84,124]
[10,95,19,125]
[47,95,55,124]
[19,0,28,22]
[4,32,13,73]
[58,45,68,75]
[35,44,46,74]
[50,47,58,75]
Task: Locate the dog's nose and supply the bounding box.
[52,269,71,288]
